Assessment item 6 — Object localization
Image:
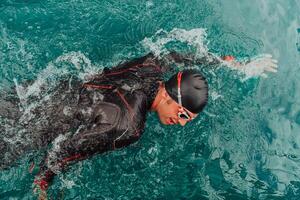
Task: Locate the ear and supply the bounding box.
[162,90,169,99]
[161,85,169,99]
[162,88,174,105]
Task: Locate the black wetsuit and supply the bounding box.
[0,52,220,190]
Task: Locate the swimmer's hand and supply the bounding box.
[37,190,47,200]
[224,54,278,78]
[33,186,47,200]
[33,178,48,200]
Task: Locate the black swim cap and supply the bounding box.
[165,69,208,113]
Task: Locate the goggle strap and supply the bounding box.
[177,72,183,106]
[177,88,182,105]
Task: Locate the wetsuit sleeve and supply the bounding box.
[34,129,116,192]
[34,102,122,191]
[163,51,225,66]
[106,53,156,72]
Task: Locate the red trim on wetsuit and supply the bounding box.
[62,153,82,163]
[34,153,84,191]
[115,89,134,120]
[84,84,140,148]
[83,83,113,89]
[82,83,136,122]
[34,170,53,191]
[34,179,49,191]
[29,161,35,173]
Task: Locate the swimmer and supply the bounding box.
[0,51,277,199]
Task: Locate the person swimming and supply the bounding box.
[0,51,277,199]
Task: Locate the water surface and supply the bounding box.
[0,0,300,199]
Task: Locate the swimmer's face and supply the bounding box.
[156,89,197,126]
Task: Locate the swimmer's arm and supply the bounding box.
[33,167,54,200]
[33,152,87,200]
[33,148,87,194]
[165,51,236,66]
[33,127,116,196]
[218,54,278,78]
[165,51,278,78]
[85,53,159,82]
[107,53,155,72]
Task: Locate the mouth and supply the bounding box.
[168,118,177,125]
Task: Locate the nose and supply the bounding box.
[178,119,187,126]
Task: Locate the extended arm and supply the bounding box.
[164,51,222,66]
[163,51,278,79]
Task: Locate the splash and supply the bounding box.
[14,51,99,110]
[141,28,209,58]
[60,177,76,189]
[0,52,100,168]
[55,51,100,80]
[142,28,277,81]
[47,134,69,173]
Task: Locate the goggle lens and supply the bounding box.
[178,111,191,120]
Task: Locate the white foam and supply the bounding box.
[47,133,69,173]
[54,51,101,80]
[56,51,91,70]
[142,28,279,81]
[60,177,76,189]
[141,28,209,57]
[14,51,99,120]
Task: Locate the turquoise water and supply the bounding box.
[0,0,300,199]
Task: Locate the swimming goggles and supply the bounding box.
[177,72,194,120]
